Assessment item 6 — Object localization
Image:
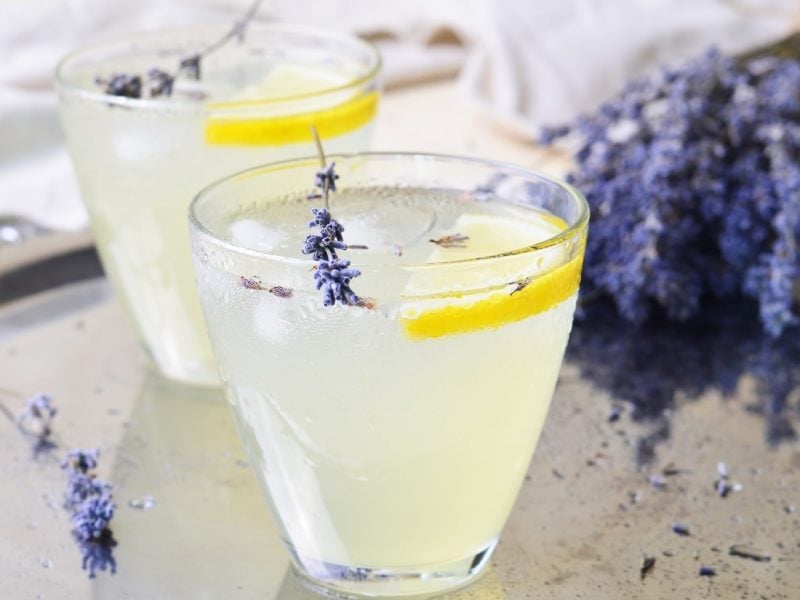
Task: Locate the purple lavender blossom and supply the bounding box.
[71,492,115,543]
[97,74,143,99]
[64,473,112,511]
[60,447,117,577]
[147,68,175,97]
[62,448,100,474]
[314,162,339,194]
[314,259,362,307]
[77,529,118,578]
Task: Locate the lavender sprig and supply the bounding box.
[15,393,57,454]
[303,126,364,307]
[1,393,118,578]
[314,259,362,306]
[97,0,263,99]
[62,448,117,577]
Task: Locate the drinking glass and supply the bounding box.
[56,24,381,385]
[189,153,588,596]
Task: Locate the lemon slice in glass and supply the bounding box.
[401,212,584,340]
[204,64,378,146]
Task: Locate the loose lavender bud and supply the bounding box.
[178,54,202,80]
[314,162,339,194]
[147,68,175,97]
[672,523,690,536]
[698,565,716,577]
[314,259,362,307]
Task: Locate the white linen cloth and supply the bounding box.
[0,0,797,231]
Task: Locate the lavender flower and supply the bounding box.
[314,259,362,307]
[177,55,201,81]
[71,492,115,542]
[16,393,57,453]
[61,447,117,576]
[77,529,118,578]
[62,448,100,474]
[302,222,347,261]
[303,127,365,306]
[97,74,143,99]
[64,473,111,511]
[541,47,800,336]
[308,207,333,228]
[147,68,175,97]
[94,0,262,98]
[314,162,339,194]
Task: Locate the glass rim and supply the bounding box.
[189,152,590,271]
[54,22,382,111]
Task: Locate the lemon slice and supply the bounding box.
[204,65,378,146]
[401,212,584,340]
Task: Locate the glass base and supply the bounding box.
[288,542,496,598]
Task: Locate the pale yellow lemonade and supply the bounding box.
[191,177,585,590]
[57,26,379,384]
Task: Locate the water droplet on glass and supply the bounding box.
[38,557,52,568]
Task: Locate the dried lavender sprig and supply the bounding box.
[303,126,363,307]
[14,393,58,453]
[61,447,118,577]
[314,259,362,306]
[98,0,263,98]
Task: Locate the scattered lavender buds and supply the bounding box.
[671,523,690,536]
[541,47,800,336]
[239,276,293,298]
[303,128,364,307]
[698,566,716,577]
[62,449,117,577]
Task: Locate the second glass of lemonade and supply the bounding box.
[189,154,589,596]
[55,24,381,385]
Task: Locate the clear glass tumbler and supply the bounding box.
[189,153,588,596]
[55,24,381,385]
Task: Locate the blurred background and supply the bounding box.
[1,0,798,239]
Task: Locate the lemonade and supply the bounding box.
[56,25,380,385]
[189,154,588,596]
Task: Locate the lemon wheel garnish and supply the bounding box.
[205,90,379,146]
[401,253,584,340]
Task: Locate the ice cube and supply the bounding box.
[229,219,288,252]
